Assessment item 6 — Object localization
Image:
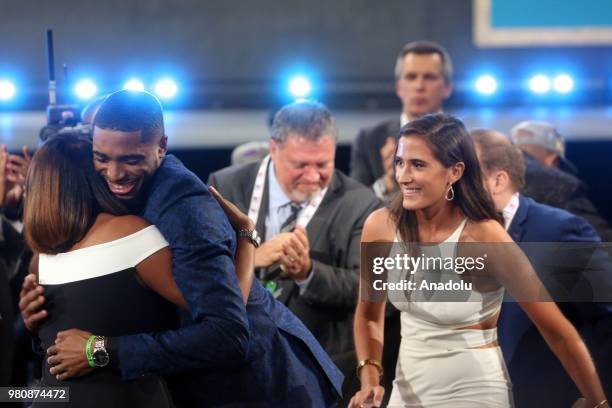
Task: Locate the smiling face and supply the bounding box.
[394,135,463,210]
[269,134,335,203]
[92,127,167,202]
[396,53,452,119]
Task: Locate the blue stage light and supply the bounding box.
[553,74,574,94]
[0,80,16,101]
[75,79,98,100]
[529,75,551,94]
[289,76,312,98]
[154,79,178,99]
[123,78,145,92]
[475,75,497,95]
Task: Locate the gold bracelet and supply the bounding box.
[593,399,608,408]
[356,359,383,380]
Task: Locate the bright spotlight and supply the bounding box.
[529,75,551,94]
[154,79,178,99]
[0,80,16,101]
[75,79,98,100]
[553,74,574,94]
[123,78,145,92]
[289,76,312,98]
[475,75,497,95]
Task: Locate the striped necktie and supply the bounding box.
[280,202,301,232]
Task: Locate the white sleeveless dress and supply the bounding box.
[387,219,513,407]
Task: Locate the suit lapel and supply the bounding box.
[306,171,342,249]
[255,179,269,240]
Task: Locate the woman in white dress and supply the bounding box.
[349,114,608,408]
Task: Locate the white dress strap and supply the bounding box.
[39,225,169,285]
[443,218,468,243]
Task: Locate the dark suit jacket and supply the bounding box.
[498,195,612,407]
[0,217,16,386]
[350,118,401,187]
[521,152,612,242]
[209,161,381,358]
[115,156,342,407]
[0,215,29,385]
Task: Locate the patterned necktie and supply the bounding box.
[280,202,301,232]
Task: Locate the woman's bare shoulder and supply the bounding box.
[362,208,396,242]
[105,214,152,235]
[464,218,512,243]
[83,214,153,246]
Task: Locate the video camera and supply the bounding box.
[38,30,92,144]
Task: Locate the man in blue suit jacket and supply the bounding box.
[21,90,342,406]
[472,129,612,407]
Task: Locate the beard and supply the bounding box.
[287,186,322,203]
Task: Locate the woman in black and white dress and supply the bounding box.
[23,134,254,407]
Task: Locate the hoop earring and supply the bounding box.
[445,184,455,201]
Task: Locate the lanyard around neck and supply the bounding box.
[248,155,327,229]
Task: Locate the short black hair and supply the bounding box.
[93,90,165,142]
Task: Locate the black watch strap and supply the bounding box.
[105,337,120,371]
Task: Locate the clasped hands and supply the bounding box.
[46,329,94,381]
[254,226,311,281]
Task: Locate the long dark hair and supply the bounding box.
[24,133,128,254]
[389,113,500,243]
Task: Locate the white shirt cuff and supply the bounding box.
[295,264,315,294]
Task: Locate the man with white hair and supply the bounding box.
[209,100,381,402]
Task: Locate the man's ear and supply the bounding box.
[158,135,168,158]
[269,139,278,159]
[543,151,558,168]
[443,80,453,100]
[495,170,511,193]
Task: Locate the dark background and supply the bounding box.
[1,0,611,109]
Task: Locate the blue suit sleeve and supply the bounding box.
[115,187,250,379]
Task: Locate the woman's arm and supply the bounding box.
[136,246,187,310]
[138,187,257,307]
[481,221,608,407]
[349,208,395,408]
[519,301,607,407]
[350,299,386,408]
[209,186,255,304]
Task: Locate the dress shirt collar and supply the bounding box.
[502,192,520,230]
[268,160,301,211]
[400,112,409,128]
